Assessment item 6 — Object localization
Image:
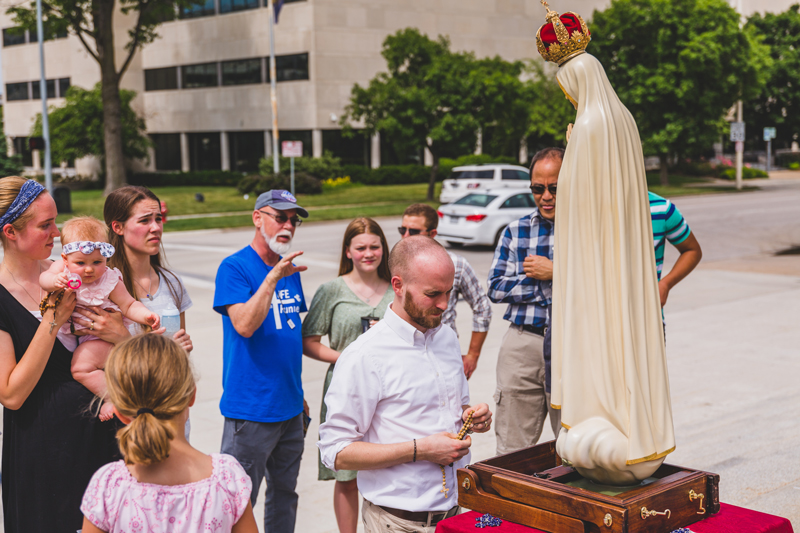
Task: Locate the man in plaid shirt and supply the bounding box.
[400,204,492,379]
[488,147,563,455]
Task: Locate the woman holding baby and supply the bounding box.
[0,178,193,532]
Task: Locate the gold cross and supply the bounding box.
[49,319,57,334]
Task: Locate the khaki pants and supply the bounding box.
[362,500,458,533]
[494,323,561,455]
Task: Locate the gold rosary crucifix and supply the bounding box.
[440,410,474,498]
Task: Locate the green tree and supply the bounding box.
[472,56,529,159]
[590,0,771,185]
[0,107,24,176]
[746,5,800,150]
[342,28,488,201]
[524,61,576,153]
[31,84,150,169]
[9,0,179,194]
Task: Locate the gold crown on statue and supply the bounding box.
[536,0,591,65]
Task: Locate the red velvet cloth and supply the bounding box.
[539,14,586,44]
[436,504,794,533]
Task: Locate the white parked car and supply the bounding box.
[437,188,537,247]
[439,164,530,204]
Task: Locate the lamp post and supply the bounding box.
[35,0,53,192]
[734,0,744,191]
[267,0,279,175]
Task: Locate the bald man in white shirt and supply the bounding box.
[318,236,492,533]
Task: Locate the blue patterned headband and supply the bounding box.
[0,180,46,228]
[62,241,115,258]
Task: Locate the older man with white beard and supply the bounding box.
[213,189,309,533]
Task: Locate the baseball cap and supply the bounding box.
[255,189,309,218]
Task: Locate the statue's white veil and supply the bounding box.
[551,52,675,485]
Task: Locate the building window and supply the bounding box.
[12,138,33,167]
[179,0,215,19]
[220,0,259,14]
[31,79,56,100]
[2,28,26,47]
[229,131,265,172]
[57,78,71,98]
[181,63,219,89]
[151,133,182,171]
[322,129,371,167]
[145,67,179,91]
[188,132,221,170]
[266,53,309,82]
[6,82,29,101]
[221,58,262,86]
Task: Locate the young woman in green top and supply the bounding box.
[302,217,393,533]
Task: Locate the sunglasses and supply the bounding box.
[530,184,557,196]
[397,226,429,236]
[259,210,303,227]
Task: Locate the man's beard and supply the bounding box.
[262,226,293,255]
[403,290,443,330]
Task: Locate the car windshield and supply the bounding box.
[451,170,494,180]
[453,194,497,207]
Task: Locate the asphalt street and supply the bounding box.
[3,177,799,531]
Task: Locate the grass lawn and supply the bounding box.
[60,183,443,232]
[58,175,754,232]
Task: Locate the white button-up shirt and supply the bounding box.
[318,304,470,512]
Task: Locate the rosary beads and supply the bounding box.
[441,410,474,498]
[475,514,503,528]
[39,291,65,334]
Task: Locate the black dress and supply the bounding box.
[0,285,120,532]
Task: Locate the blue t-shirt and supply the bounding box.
[213,245,307,422]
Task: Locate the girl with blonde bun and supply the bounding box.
[80,334,257,533]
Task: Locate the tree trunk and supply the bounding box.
[659,153,669,187]
[95,0,127,195]
[427,152,439,201]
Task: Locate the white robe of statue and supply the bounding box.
[551,52,676,486]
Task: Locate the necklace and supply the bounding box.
[134,269,155,301]
[350,279,384,305]
[440,410,474,499]
[3,263,42,308]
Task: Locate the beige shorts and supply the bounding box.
[494,323,561,455]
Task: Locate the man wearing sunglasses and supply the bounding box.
[213,189,310,533]
[487,147,563,456]
[399,204,492,380]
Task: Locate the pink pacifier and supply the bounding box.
[67,274,82,290]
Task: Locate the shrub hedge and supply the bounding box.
[718,166,769,180]
[238,172,323,195]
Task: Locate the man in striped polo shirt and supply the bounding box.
[649,192,703,312]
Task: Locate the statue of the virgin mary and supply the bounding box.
[536,1,676,485]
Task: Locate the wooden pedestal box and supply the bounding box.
[457,441,719,533]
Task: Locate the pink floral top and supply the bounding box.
[59,267,126,337]
[81,453,251,532]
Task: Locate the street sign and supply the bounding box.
[730,122,745,142]
[282,141,303,158]
[763,127,777,141]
